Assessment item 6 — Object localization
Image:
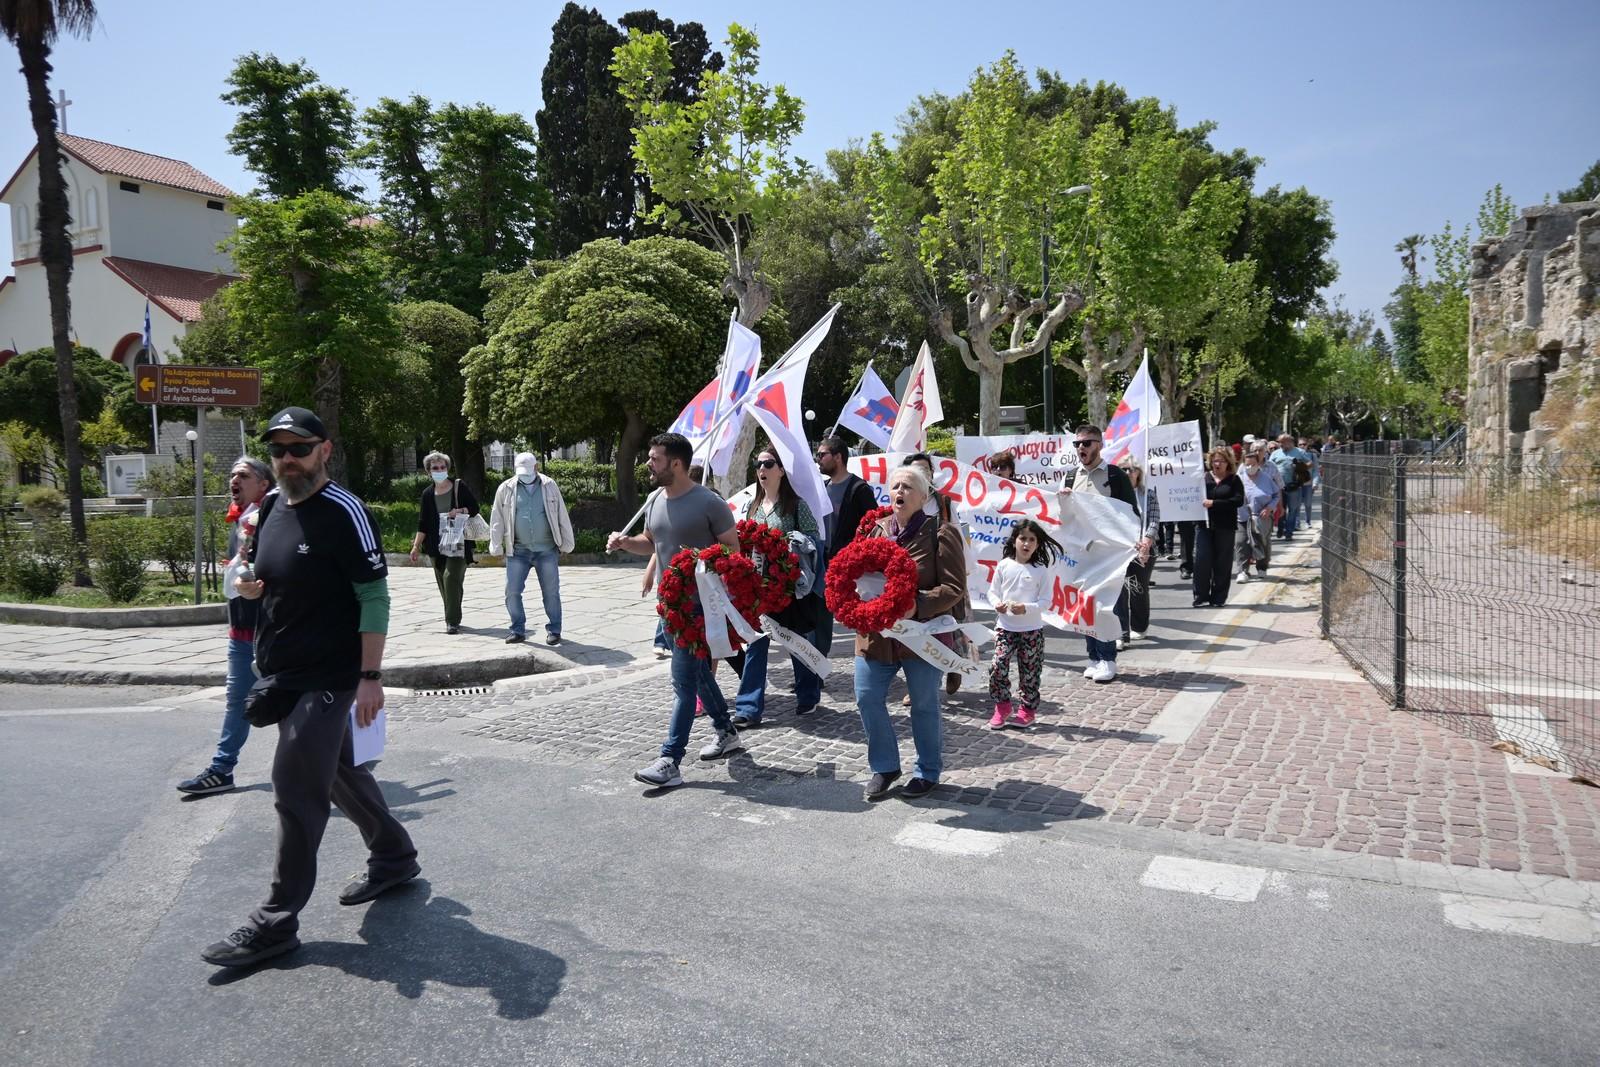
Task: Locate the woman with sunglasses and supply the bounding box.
[1193,447,1245,607]
[730,448,823,728]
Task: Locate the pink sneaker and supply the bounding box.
[1015,707,1037,728]
[987,701,1013,730]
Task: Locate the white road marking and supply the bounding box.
[0,704,179,718]
[1487,704,1568,770]
[1139,682,1228,744]
[1140,856,1269,902]
[894,822,1005,857]
[1439,893,1600,946]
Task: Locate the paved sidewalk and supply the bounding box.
[0,562,659,688]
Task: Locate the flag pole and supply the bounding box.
[617,303,841,538]
[692,312,740,470]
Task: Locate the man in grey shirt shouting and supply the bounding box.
[608,433,745,789]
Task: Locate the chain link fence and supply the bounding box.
[1320,442,1600,781]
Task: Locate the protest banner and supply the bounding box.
[1144,420,1206,523]
[955,433,1078,489]
[845,453,1136,641]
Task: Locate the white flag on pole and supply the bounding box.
[834,362,899,449]
[1103,352,1162,467]
[744,308,839,521]
[886,341,943,454]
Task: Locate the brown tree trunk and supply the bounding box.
[20,36,90,585]
[616,406,648,511]
[313,354,345,482]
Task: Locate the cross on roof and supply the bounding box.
[55,89,72,133]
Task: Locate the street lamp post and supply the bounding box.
[185,427,202,605]
[1040,185,1092,434]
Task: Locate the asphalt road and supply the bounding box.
[1,679,1595,1067]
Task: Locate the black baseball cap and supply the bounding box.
[260,406,327,441]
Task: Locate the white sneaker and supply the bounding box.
[1129,630,1145,640]
[1116,637,1127,651]
[634,756,683,788]
[698,727,745,760]
[652,646,670,660]
[1082,661,1100,679]
[1089,660,1117,684]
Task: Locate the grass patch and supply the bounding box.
[5,583,227,608]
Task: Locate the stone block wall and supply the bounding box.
[1467,200,1599,457]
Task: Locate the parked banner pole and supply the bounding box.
[193,409,205,606]
[1392,453,1407,709]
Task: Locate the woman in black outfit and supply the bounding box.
[409,450,481,634]
[1192,447,1245,607]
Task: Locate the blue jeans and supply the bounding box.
[662,644,734,762]
[1084,588,1128,663]
[734,636,823,722]
[1278,485,1308,537]
[854,655,943,782]
[506,547,562,637]
[653,618,670,650]
[212,637,255,772]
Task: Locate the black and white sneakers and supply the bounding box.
[176,767,235,796]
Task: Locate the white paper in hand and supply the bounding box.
[350,704,387,766]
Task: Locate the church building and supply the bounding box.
[0,133,238,369]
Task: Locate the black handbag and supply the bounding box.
[244,676,300,728]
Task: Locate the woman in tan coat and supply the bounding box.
[854,466,968,801]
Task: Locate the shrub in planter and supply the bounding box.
[93,536,148,602]
[147,516,194,584]
[19,485,66,521]
[6,521,70,600]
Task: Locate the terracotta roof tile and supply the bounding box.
[59,135,234,199]
[102,256,237,322]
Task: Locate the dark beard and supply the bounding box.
[276,460,327,502]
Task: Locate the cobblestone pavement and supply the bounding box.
[385,535,1600,885]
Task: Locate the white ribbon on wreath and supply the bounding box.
[852,570,992,679]
[694,558,764,660]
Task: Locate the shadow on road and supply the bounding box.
[209,883,566,1020]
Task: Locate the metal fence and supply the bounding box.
[1320,442,1600,781]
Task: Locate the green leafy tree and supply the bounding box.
[360,97,549,314]
[1413,185,1518,401]
[222,53,359,198]
[535,4,721,255]
[1,0,98,583]
[221,192,399,481]
[0,345,125,444]
[612,22,803,327]
[463,237,730,508]
[1556,159,1600,203]
[394,301,484,494]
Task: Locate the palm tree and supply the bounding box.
[1394,234,1424,282]
[0,0,97,584]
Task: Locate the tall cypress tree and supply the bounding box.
[534,4,720,255]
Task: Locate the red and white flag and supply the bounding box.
[886,340,943,454]
[1102,352,1162,466]
[668,318,762,473]
[744,306,839,521]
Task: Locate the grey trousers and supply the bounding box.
[1236,514,1273,571]
[249,688,417,935]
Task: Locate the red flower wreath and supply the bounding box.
[824,535,919,634]
[735,519,799,616]
[855,505,893,541]
[657,545,763,659]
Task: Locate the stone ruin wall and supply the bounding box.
[1467,200,1599,458]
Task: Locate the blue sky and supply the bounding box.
[3,0,1595,331]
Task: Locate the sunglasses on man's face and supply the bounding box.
[267,440,322,459]
[756,459,781,470]
[814,450,833,458]
[1074,440,1099,449]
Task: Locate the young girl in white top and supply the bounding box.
[987,519,1062,729]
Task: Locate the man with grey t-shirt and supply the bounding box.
[608,432,744,789]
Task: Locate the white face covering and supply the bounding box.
[430,470,449,483]
[517,472,536,485]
